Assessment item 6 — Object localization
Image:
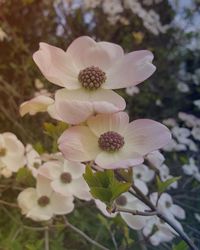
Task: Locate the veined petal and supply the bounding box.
[33,42,79,88]
[95,148,143,169]
[124,119,171,155]
[98,41,124,62]
[55,88,93,124]
[58,126,100,162]
[87,112,129,137]
[104,50,156,89]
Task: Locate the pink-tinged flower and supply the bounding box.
[0,132,25,174]
[19,95,54,116]
[58,112,171,169]
[38,160,91,201]
[33,36,156,124]
[17,175,74,221]
[117,192,149,230]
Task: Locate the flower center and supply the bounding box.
[78,66,106,90]
[60,172,72,184]
[0,148,6,157]
[165,201,171,208]
[116,195,127,206]
[37,196,50,207]
[98,131,125,152]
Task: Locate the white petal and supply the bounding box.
[124,119,171,155]
[58,126,100,162]
[27,204,53,221]
[36,174,53,197]
[50,192,74,215]
[70,177,92,201]
[120,212,147,230]
[95,149,143,169]
[171,205,185,220]
[87,112,129,137]
[38,161,63,180]
[17,188,37,215]
[95,199,117,218]
[104,50,156,89]
[33,43,79,88]
[63,160,85,179]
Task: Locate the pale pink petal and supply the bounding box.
[17,188,37,215]
[98,41,124,61]
[95,148,143,169]
[64,160,85,179]
[124,119,171,155]
[91,89,126,113]
[120,212,147,230]
[55,89,94,124]
[50,192,74,214]
[36,174,53,197]
[19,95,54,116]
[47,103,62,121]
[33,43,79,88]
[38,161,63,180]
[58,126,100,162]
[70,178,92,201]
[66,37,124,71]
[87,112,129,137]
[27,204,53,221]
[103,50,156,89]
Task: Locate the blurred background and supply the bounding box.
[0,0,200,249]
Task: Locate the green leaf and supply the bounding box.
[16,167,36,186]
[173,241,188,250]
[157,176,181,193]
[83,166,131,204]
[43,121,68,138]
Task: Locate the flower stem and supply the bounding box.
[115,171,198,250]
[115,206,157,216]
[63,217,109,250]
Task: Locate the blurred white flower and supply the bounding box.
[143,216,175,246]
[163,138,187,152]
[195,213,200,223]
[133,164,154,183]
[150,192,185,231]
[182,158,200,182]
[159,164,178,189]
[194,100,200,109]
[117,192,150,230]
[0,132,25,175]
[178,112,200,127]
[192,126,200,141]
[38,160,91,200]
[125,86,140,96]
[34,79,44,89]
[18,175,74,221]
[102,0,123,16]
[145,150,165,169]
[177,82,189,93]
[95,199,117,218]
[162,118,177,127]
[172,127,190,143]
[25,144,42,177]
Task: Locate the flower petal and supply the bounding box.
[95,148,143,169]
[104,50,156,89]
[33,43,79,88]
[17,188,37,215]
[87,112,129,137]
[69,177,92,201]
[19,95,54,116]
[55,88,94,124]
[120,211,147,230]
[171,205,186,220]
[124,119,171,155]
[27,204,53,221]
[91,89,126,113]
[50,192,74,214]
[58,126,100,162]
[63,160,85,179]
